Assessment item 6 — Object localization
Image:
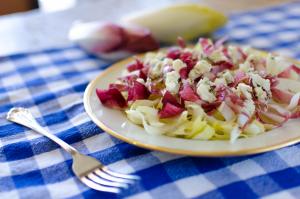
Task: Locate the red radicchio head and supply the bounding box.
[96,88,127,109]
[123,26,159,52]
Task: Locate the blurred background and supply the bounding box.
[0,0,295,55]
[0,0,293,15]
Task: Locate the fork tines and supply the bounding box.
[80,167,140,193]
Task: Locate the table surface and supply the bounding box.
[0,0,294,56]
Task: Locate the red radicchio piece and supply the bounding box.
[119,74,138,86]
[159,103,185,118]
[180,52,197,70]
[202,101,222,112]
[162,91,182,107]
[211,61,234,76]
[215,85,228,101]
[232,70,249,87]
[228,93,244,106]
[265,74,279,87]
[166,48,181,59]
[277,65,300,78]
[291,109,300,118]
[199,38,214,56]
[271,88,293,104]
[127,59,144,72]
[139,69,148,81]
[237,47,247,60]
[179,83,201,103]
[96,88,127,109]
[177,36,186,48]
[179,67,189,79]
[109,83,128,92]
[127,81,150,101]
[222,47,229,58]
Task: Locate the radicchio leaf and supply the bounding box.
[199,38,214,56]
[96,88,127,109]
[211,61,234,76]
[277,65,300,79]
[159,103,184,118]
[179,83,201,103]
[127,59,144,72]
[127,81,150,101]
[180,51,197,70]
[166,48,181,59]
[109,83,128,92]
[271,88,293,104]
[162,91,182,107]
[177,36,186,48]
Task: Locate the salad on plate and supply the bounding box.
[95,37,300,143]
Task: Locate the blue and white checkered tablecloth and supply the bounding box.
[1,2,300,199]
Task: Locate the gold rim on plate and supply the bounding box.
[83,52,300,157]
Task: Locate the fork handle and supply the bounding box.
[7,107,78,155]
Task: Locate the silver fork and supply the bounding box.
[6,107,139,193]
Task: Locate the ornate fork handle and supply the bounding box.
[7,107,78,155]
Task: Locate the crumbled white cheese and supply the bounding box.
[254,87,268,102]
[242,99,255,116]
[228,45,242,64]
[172,59,186,72]
[155,52,166,60]
[149,59,163,79]
[214,77,227,86]
[266,53,291,76]
[196,78,216,103]
[145,77,152,90]
[250,73,271,93]
[236,83,253,100]
[223,70,234,84]
[188,60,212,80]
[144,52,156,63]
[238,99,255,127]
[163,58,173,66]
[165,71,180,94]
[193,45,204,59]
[239,61,252,72]
[144,52,165,65]
[208,49,228,63]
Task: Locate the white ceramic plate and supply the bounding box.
[84,54,300,157]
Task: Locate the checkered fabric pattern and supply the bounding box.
[1,2,300,199]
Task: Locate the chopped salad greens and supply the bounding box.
[96,37,300,143]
